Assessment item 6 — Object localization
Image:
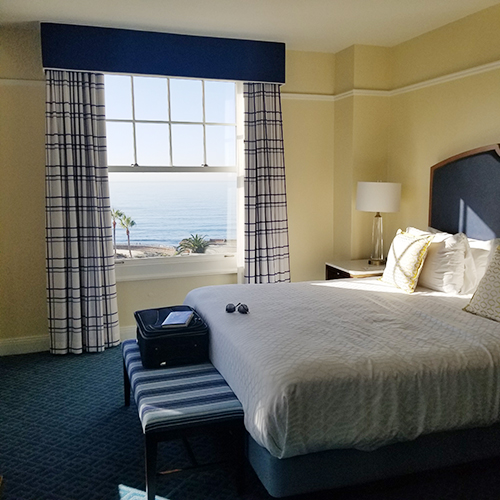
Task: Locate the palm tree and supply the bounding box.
[111,208,124,256]
[119,215,136,258]
[176,234,210,254]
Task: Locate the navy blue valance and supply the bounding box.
[40,23,285,84]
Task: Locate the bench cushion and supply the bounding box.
[122,339,244,433]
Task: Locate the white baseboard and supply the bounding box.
[0,335,50,356]
[120,325,136,340]
[0,326,137,356]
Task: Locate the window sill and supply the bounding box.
[114,253,237,282]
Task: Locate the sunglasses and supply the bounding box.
[225,302,249,314]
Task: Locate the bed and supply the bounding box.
[184,144,500,498]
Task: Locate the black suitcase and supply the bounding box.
[134,305,209,368]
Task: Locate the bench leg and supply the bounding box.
[123,359,131,407]
[234,424,246,495]
[145,433,158,500]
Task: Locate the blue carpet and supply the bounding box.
[2,345,500,500]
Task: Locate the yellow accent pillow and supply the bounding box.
[464,245,500,322]
[381,229,434,293]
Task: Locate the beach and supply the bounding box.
[115,244,176,259]
[115,239,237,259]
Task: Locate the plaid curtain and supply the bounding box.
[45,70,120,354]
[244,83,291,283]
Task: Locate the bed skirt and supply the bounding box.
[247,422,500,498]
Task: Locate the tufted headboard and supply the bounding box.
[429,144,500,240]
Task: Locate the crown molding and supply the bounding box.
[391,59,500,96]
[282,58,500,102]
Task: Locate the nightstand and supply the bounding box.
[325,260,385,280]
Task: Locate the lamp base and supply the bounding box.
[369,212,385,265]
[368,258,386,266]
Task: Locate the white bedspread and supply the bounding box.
[184,278,500,459]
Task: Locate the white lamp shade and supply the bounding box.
[356,182,401,213]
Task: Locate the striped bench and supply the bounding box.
[122,339,245,500]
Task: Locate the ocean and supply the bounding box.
[109,173,237,247]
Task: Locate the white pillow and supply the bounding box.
[467,237,500,285]
[464,245,500,322]
[427,228,499,294]
[460,238,478,295]
[406,227,467,294]
[382,229,434,293]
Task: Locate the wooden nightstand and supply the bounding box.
[325,260,385,280]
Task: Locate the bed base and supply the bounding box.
[247,423,500,498]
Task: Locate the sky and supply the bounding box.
[104,74,236,168]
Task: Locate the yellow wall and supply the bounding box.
[352,46,391,91]
[388,68,500,239]
[332,45,391,259]
[0,24,47,352]
[333,95,392,259]
[392,3,500,88]
[3,3,500,352]
[332,96,354,258]
[351,96,391,258]
[117,275,237,329]
[334,45,391,94]
[283,50,335,95]
[282,51,335,281]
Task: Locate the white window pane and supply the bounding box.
[133,76,168,121]
[104,75,132,120]
[136,123,170,166]
[106,122,134,165]
[205,81,236,123]
[171,124,204,166]
[206,125,236,166]
[108,172,237,252]
[170,79,203,122]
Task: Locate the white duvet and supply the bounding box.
[184,278,500,459]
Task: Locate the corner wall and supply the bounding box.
[281,50,335,282]
[332,4,500,257]
[332,46,392,260]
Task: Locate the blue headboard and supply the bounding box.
[429,144,500,240]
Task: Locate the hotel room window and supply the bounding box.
[104,74,243,280]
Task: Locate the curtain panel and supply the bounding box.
[244,83,291,284]
[45,70,120,354]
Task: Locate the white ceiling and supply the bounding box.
[2,0,500,53]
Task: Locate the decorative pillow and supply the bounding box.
[464,246,500,322]
[381,229,434,293]
[406,227,467,294]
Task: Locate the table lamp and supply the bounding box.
[356,181,401,265]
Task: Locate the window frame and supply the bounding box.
[104,73,244,282]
